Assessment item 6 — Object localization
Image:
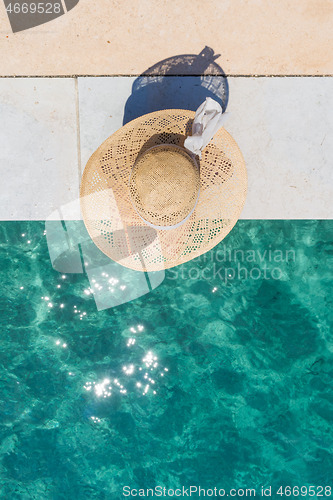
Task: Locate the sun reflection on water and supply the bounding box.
[123,364,135,375]
[83,376,128,398]
[55,340,67,348]
[81,328,169,408]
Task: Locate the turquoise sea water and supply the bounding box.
[0,220,332,499]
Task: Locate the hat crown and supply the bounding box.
[129,145,200,229]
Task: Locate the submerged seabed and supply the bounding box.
[0,221,332,499]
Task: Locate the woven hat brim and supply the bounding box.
[80,109,247,272]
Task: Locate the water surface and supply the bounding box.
[0,220,332,499]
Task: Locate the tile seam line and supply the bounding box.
[0,74,332,78]
[74,77,82,185]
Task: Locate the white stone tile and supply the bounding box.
[227,77,333,219]
[78,77,135,170]
[78,76,333,220]
[1,77,331,220]
[0,78,79,220]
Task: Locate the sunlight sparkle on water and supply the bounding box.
[108,277,119,286]
[123,364,135,375]
[143,351,158,368]
[90,416,101,423]
[85,378,112,398]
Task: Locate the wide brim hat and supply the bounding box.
[80,108,247,272]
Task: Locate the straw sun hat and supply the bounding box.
[80,99,247,272]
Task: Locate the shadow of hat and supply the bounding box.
[123,46,229,125]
